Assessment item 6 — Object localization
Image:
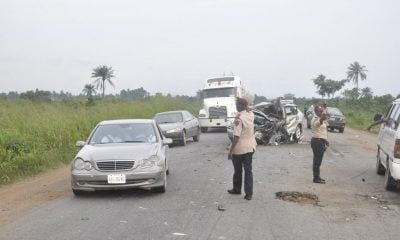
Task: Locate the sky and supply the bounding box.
[0,0,399,98]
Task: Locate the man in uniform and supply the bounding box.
[311,104,329,184]
[228,97,257,200]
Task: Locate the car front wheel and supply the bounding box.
[153,170,167,193]
[180,131,187,146]
[72,189,86,196]
[294,125,302,142]
[193,127,200,142]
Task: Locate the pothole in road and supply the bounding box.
[276,191,319,205]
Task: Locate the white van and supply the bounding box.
[375,98,400,190]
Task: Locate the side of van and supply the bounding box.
[375,98,400,190]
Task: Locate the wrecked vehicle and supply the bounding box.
[227,108,301,145]
[253,100,303,143]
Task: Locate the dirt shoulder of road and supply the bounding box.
[0,164,70,224]
[0,127,380,225]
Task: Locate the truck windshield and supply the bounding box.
[203,88,236,98]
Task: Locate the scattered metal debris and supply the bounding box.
[217,204,226,211]
[275,191,319,205]
[173,233,187,236]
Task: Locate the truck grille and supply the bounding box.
[96,160,135,171]
[209,106,227,118]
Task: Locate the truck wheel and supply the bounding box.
[376,148,385,175]
[339,127,344,133]
[201,127,208,133]
[384,159,396,191]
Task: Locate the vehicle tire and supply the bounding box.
[166,159,170,175]
[72,189,86,196]
[339,127,344,133]
[201,127,208,133]
[180,131,187,146]
[384,159,396,191]
[193,128,200,142]
[376,148,385,175]
[294,125,302,142]
[153,170,167,193]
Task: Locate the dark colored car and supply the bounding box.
[154,111,200,146]
[306,106,345,133]
[326,107,346,133]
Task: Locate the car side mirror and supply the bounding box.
[163,138,173,145]
[373,114,382,122]
[76,140,86,147]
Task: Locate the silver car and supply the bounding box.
[154,110,200,146]
[71,119,172,195]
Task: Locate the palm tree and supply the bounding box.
[82,84,96,98]
[91,65,115,98]
[346,61,367,90]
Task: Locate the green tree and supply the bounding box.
[91,65,115,98]
[312,74,328,98]
[346,61,367,90]
[82,84,97,99]
[313,75,346,99]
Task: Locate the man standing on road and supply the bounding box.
[311,104,329,184]
[228,97,257,200]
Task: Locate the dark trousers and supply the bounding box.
[232,152,254,196]
[311,138,326,179]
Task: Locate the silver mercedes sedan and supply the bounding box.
[71,119,172,195]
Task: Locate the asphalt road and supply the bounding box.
[1,127,400,240]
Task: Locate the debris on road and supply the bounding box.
[275,191,319,205]
[217,204,226,211]
[173,233,187,236]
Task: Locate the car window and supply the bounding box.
[384,104,394,118]
[254,113,267,125]
[187,112,195,120]
[284,106,298,116]
[184,111,192,121]
[89,123,157,144]
[154,113,183,123]
[327,107,343,116]
[388,104,400,129]
[397,111,400,130]
[156,124,164,139]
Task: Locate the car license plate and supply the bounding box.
[107,174,126,184]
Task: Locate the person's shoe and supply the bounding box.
[227,189,241,194]
[313,178,326,184]
[244,195,252,200]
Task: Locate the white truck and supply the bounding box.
[198,76,250,133]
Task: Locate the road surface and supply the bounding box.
[1,127,400,240]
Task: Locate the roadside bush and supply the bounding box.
[0,97,201,184]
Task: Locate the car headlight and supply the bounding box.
[74,158,85,170]
[141,155,159,168]
[166,128,181,133]
[74,158,92,170]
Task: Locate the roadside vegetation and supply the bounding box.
[0,97,200,184]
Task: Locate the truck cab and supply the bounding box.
[198,76,248,132]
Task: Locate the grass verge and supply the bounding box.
[0,97,200,184]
